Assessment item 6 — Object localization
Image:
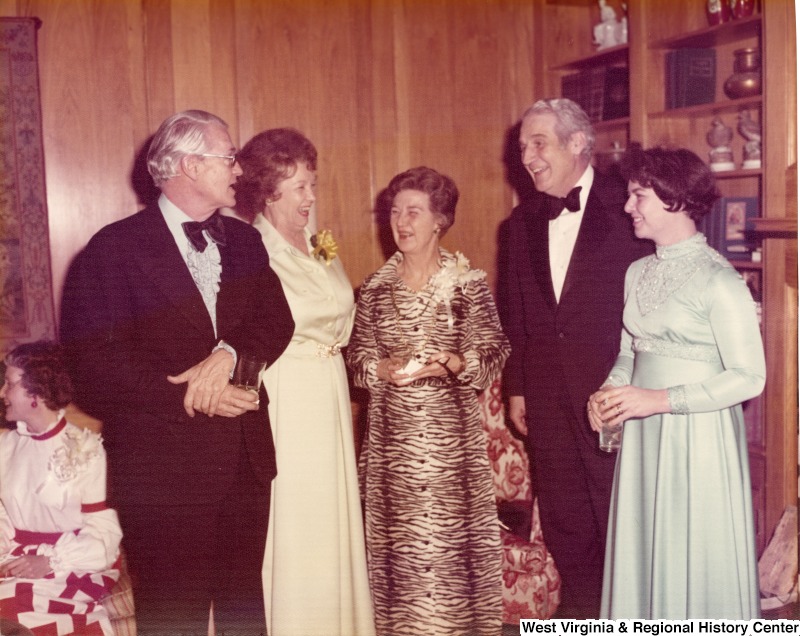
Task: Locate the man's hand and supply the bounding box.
[168,349,235,417]
[213,384,261,417]
[508,395,527,436]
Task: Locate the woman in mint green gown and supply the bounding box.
[588,147,765,619]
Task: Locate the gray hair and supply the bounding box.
[147,110,229,187]
[522,98,595,160]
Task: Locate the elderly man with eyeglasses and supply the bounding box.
[61,110,294,634]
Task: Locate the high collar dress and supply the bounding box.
[600,234,765,619]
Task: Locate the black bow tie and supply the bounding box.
[182,214,227,253]
[544,186,582,220]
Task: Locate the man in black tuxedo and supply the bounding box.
[499,99,651,618]
[61,110,294,633]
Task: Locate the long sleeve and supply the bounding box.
[217,221,295,370]
[61,234,189,419]
[604,265,637,387]
[61,212,294,422]
[347,282,382,390]
[457,279,510,391]
[38,443,122,573]
[0,498,13,557]
[669,267,765,413]
[606,253,766,413]
[348,252,509,393]
[44,508,122,574]
[497,213,527,397]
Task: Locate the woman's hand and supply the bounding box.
[588,384,670,431]
[426,351,465,382]
[376,358,407,385]
[0,554,51,579]
[587,386,612,433]
[376,352,464,386]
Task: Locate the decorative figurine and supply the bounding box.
[706,0,732,25]
[706,116,736,172]
[593,0,621,50]
[737,109,762,169]
[614,3,628,46]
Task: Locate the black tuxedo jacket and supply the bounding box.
[61,205,294,506]
[500,172,652,449]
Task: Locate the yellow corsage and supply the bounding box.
[311,229,339,266]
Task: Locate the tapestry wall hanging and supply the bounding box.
[0,17,55,354]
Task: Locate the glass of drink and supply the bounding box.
[232,353,265,393]
[599,420,623,452]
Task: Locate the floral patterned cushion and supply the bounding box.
[480,381,532,503]
[479,379,561,622]
[500,505,560,622]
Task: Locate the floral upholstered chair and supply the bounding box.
[479,379,560,623]
[64,405,137,635]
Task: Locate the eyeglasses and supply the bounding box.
[198,153,238,167]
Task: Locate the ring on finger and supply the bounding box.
[616,405,623,416]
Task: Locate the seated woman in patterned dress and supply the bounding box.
[347,166,510,636]
[0,341,122,635]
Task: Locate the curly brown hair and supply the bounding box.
[383,166,459,235]
[5,341,73,411]
[234,128,318,223]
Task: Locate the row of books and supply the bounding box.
[560,65,629,123]
[560,47,717,119]
[665,48,716,109]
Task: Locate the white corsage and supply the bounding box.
[48,428,103,483]
[428,252,486,329]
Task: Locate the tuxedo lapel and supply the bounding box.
[133,207,216,338]
[216,225,249,338]
[559,186,613,303]
[523,198,558,312]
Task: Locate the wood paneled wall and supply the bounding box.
[1,0,540,321]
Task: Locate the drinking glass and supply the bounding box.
[599,421,622,452]
[232,353,265,393]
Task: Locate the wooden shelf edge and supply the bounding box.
[732,260,764,270]
[750,218,798,238]
[550,44,629,71]
[649,14,762,50]
[649,96,762,119]
[593,117,630,132]
[713,168,763,179]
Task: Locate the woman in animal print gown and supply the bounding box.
[348,166,509,636]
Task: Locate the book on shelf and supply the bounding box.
[602,66,629,120]
[665,48,716,109]
[561,66,629,123]
[701,196,760,260]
